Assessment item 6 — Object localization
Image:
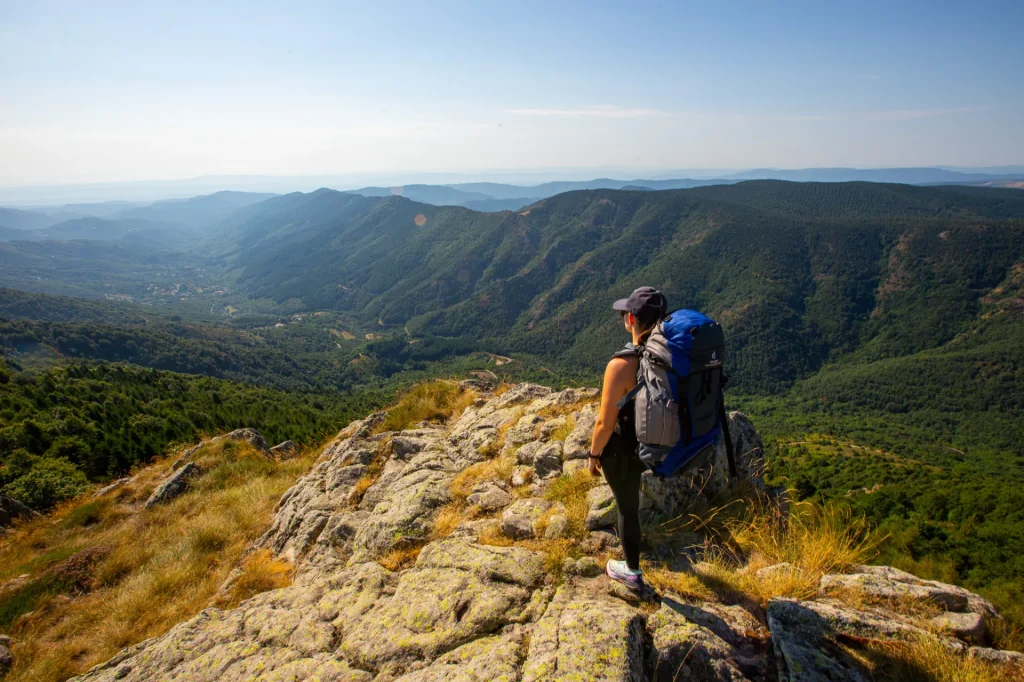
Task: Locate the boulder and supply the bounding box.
[562,404,597,460]
[522,586,647,682]
[533,441,563,478]
[767,599,871,682]
[269,440,299,460]
[465,482,512,511]
[585,485,618,530]
[92,477,134,499]
[648,604,755,681]
[0,494,38,527]
[820,569,978,614]
[506,414,545,445]
[930,611,986,644]
[640,412,764,516]
[968,647,1024,666]
[0,642,10,676]
[500,498,552,539]
[144,462,200,509]
[562,556,601,578]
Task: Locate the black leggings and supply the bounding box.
[600,434,645,571]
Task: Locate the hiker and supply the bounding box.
[588,286,667,592]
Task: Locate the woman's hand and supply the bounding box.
[588,455,602,476]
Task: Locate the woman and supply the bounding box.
[589,286,667,592]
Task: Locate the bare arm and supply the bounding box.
[589,357,637,472]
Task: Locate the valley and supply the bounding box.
[2,178,1024,664]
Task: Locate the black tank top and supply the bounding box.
[605,345,639,457]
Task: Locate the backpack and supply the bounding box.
[617,309,738,479]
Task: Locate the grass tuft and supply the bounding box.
[374,380,477,434]
[852,633,1022,682]
[215,549,292,609]
[542,470,600,539]
[378,543,425,572]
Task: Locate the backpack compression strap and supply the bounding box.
[719,394,738,479]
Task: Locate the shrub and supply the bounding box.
[3,457,90,510]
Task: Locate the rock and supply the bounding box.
[269,440,299,460]
[581,530,621,554]
[500,498,552,539]
[820,570,972,613]
[506,414,545,445]
[511,465,534,487]
[92,477,134,499]
[340,540,546,674]
[544,512,569,539]
[533,441,563,478]
[767,598,871,682]
[539,416,568,441]
[585,485,617,530]
[968,646,1024,666]
[0,635,10,647]
[521,587,648,682]
[640,412,765,517]
[648,604,754,681]
[515,441,544,465]
[0,494,39,527]
[144,462,200,509]
[458,378,494,393]
[930,611,987,644]
[562,458,589,476]
[755,562,804,581]
[562,404,597,460]
[0,643,11,675]
[466,481,512,511]
[392,630,526,682]
[563,556,601,578]
[842,565,998,618]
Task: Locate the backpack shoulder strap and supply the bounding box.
[719,392,738,479]
[611,344,643,411]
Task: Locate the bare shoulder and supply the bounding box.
[604,355,638,382]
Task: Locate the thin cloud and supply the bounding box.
[505,105,671,119]
[864,106,991,121]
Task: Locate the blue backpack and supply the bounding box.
[618,309,737,478]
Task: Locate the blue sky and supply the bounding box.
[1,0,1022,184]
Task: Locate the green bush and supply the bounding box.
[2,457,90,510]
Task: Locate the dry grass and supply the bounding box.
[0,439,319,682]
[215,549,292,609]
[851,633,1023,682]
[542,470,600,539]
[429,502,481,540]
[373,380,478,434]
[450,455,517,504]
[378,544,425,572]
[534,394,600,420]
[644,566,715,601]
[686,499,879,605]
[548,414,577,442]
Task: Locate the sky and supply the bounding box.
[1,0,1022,186]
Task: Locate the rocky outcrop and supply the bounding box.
[92,477,134,499]
[269,440,299,460]
[173,428,272,469]
[0,634,11,676]
[144,462,199,509]
[0,494,38,528]
[69,383,1023,682]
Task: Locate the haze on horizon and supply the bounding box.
[1,0,1022,188]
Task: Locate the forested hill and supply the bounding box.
[218,181,1024,394]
